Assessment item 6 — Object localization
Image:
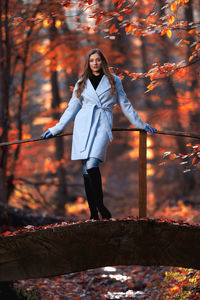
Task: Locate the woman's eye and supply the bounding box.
[90,58,101,63]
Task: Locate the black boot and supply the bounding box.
[87,167,112,219]
[83,174,99,220]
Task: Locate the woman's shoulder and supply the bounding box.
[111,73,121,83]
[110,74,123,87]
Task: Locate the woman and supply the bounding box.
[41,49,157,220]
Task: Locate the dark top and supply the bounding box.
[89,71,104,90]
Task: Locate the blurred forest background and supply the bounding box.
[0,0,199,224]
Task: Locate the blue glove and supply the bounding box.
[144,124,157,134]
[41,129,53,139]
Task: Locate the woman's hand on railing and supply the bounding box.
[144,124,157,134]
[41,129,53,139]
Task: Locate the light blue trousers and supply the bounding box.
[81,157,100,175]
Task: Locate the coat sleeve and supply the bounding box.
[115,76,147,130]
[49,82,82,136]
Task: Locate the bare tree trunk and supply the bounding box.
[157,0,195,194]
[0,0,10,204]
[0,0,5,202]
[185,0,200,132]
[49,17,69,213]
[7,2,43,201]
[61,10,79,99]
[137,2,153,108]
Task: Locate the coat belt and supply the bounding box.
[80,103,113,152]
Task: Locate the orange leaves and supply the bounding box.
[189,54,196,62]
[61,0,72,8]
[188,43,200,62]
[169,153,177,160]
[192,157,197,165]
[117,15,123,22]
[169,0,191,12]
[195,43,200,50]
[160,144,200,173]
[161,28,172,38]
[161,28,167,36]
[170,3,177,11]
[188,29,195,34]
[95,16,103,25]
[144,61,177,92]
[167,29,172,38]
[135,31,141,38]
[130,73,142,80]
[125,24,133,34]
[79,0,93,5]
[2,231,12,236]
[122,58,186,94]
[163,267,200,299]
[124,23,142,37]
[168,16,175,24]
[86,0,193,44]
[146,81,159,92]
[109,24,118,34]
[88,0,138,36]
[179,39,190,47]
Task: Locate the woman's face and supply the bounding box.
[89,52,102,75]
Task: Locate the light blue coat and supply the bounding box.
[49,74,147,162]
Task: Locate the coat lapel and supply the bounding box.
[82,75,111,103]
[96,75,111,97]
[83,78,100,104]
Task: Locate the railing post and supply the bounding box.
[138,130,147,218]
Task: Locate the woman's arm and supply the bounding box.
[115,76,156,133]
[42,82,82,138]
[115,76,147,129]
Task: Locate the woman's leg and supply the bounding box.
[86,158,112,220]
[82,159,99,220]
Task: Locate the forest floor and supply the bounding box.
[14,264,200,299]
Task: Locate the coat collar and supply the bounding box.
[83,75,111,103]
[96,75,111,96]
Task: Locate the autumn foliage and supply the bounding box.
[0,0,200,298]
[0,0,199,220]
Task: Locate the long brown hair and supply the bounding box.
[76,49,116,98]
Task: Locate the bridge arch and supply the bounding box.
[0,218,200,281]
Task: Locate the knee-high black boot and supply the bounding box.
[87,167,112,219]
[83,174,99,220]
